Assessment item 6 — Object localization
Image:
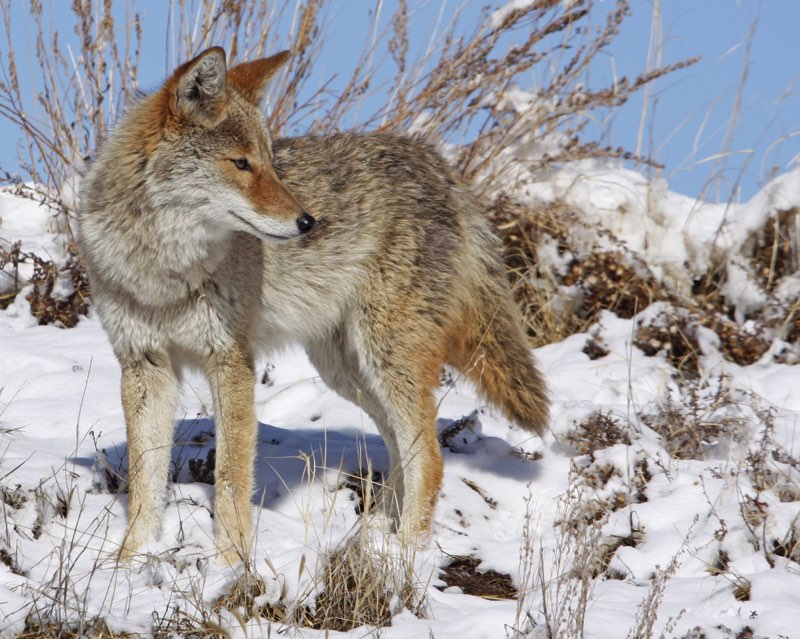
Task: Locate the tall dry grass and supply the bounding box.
[0,0,693,325]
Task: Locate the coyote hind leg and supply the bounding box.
[306,335,404,522]
[350,321,445,545]
[382,387,442,544]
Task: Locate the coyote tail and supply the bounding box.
[449,287,549,435]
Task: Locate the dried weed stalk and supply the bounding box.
[536,473,605,639]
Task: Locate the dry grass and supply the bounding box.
[490,188,796,363]
[142,470,424,634]
[490,197,589,345]
[535,476,605,638]
[489,195,667,347]
[0,0,696,325]
[641,378,749,461]
[17,618,133,639]
[624,538,688,639]
[309,532,422,631]
[511,470,655,637]
[159,544,416,634]
[635,307,702,378]
[207,528,423,633]
[747,207,800,291]
[1,0,691,188]
[438,555,516,599]
[566,410,631,458]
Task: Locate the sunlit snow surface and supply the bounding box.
[1,164,799,637]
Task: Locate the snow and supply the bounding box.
[2,164,800,637]
[0,189,69,297]
[490,1,537,29]
[515,160,800,321]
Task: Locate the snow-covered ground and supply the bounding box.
[1,165,799,638]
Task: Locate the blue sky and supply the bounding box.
[0,1,797,201]
[597,1,799,201]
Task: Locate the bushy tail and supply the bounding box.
[448,287,550,435]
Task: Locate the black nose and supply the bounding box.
[296,212,316,233]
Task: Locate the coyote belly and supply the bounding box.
[78,47,549,563]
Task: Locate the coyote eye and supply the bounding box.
[232,158,252,172]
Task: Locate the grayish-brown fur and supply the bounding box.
[78,48,549,563]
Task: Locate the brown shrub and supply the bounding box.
[566,411,631,457]
[26,251,90,328]
[748,207,800,292]
[0,240,89,327]
[438,556,516,599]
[566,251,662,322]
[641,381,748,460]
[700,315,770,366]
[489,197,587,345]
[634,308,701,377]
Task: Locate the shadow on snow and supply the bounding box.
[71,413,541,508]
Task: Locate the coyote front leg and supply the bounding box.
[206,346,257,564]
[120,353,179,558]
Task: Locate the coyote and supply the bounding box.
[79,47,549,562]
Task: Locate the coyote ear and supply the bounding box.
[228,51,290,105]
[172,47,227,125]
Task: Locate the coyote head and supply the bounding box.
[146,47,314,241]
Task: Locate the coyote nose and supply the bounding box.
[297,212,316,233]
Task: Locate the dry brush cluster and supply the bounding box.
[495,195,800,370]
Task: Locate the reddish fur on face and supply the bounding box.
[249,165,304,220]
[219,154,305,222]
[162,47,303,224]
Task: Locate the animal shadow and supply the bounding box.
[77,412,539,505]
